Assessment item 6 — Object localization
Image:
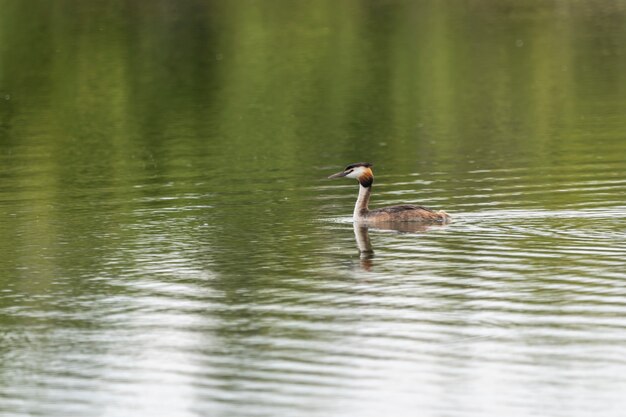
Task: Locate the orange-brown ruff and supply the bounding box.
[328,162,451,224]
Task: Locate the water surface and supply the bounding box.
[1,1,626,416]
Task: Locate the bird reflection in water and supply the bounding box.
[353,222,447,271]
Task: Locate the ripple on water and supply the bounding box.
[2,157,626,417]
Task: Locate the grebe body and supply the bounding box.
[328,162,451,224]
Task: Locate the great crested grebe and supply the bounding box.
[328,162,451,224]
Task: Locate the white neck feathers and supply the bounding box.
[353,184,371,220]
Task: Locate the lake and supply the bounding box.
[1,1,625,416]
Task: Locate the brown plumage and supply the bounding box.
[367,204,450,223]
[328,162,451,224]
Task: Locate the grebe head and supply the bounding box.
[328,162,374,187]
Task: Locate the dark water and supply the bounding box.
[1,1,626,416]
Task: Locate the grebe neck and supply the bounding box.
[354,184,371,220]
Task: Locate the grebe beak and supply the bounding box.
[328,171,348,179]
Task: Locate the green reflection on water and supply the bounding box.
[0,1,626,415]
[2,1,624,170]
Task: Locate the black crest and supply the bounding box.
[345,162,373,170]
